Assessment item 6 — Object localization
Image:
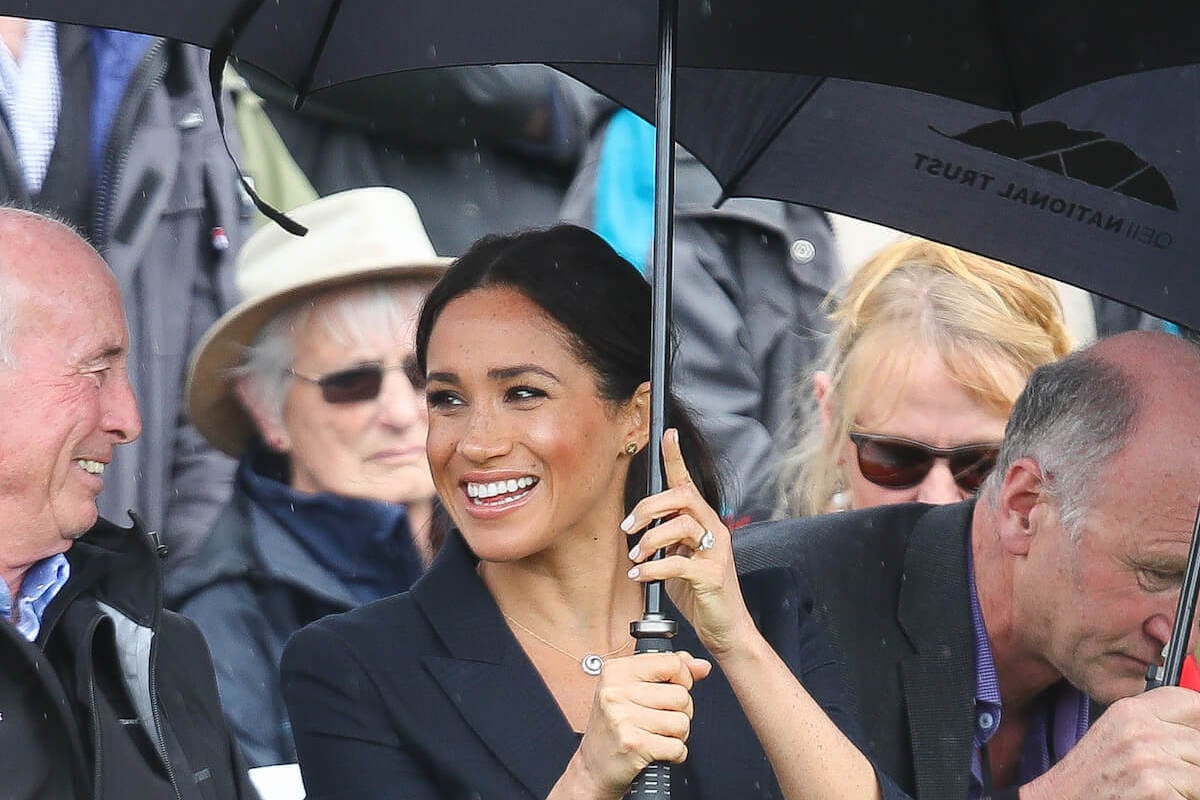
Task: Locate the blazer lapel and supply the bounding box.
[413,534,579,799]
[898,501,977,800]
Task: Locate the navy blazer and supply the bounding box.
[281,531,898,799]
[736,502,977,799]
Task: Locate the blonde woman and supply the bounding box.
[773,237,1071,517]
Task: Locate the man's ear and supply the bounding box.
[234,378,291,453]
[814,371,834,434]
[995,458,1046,556]
[624,381,652,448]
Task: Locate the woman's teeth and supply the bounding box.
[466,476,538,502]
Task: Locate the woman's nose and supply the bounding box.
[456,406,512,462]
[915,459,963,505]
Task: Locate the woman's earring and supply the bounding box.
[624,442,639,456]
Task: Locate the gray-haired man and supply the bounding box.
[0,208,254,800]
[738,331,1200,799]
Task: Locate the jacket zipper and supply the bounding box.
[148,626,183,800]
[143,503,183,800]
[92,39,167,249]
[81,615,106,800]
[87,669,105,799]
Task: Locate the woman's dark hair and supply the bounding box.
[416,224,723,513]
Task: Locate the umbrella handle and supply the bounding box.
[628,761,671,799]
[628,611,677,800]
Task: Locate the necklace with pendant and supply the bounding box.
[504,613,632,676]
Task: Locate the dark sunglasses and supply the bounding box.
[848,431,1000,493]
[289,356,425,404]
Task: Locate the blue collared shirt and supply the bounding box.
[0,554,71,642]
[967,548,1090,798]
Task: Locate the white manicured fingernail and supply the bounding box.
[628,544,640,560]
[620,513,636,533]
[627,566,640,579]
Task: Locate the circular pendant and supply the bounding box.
[581,654,604,676]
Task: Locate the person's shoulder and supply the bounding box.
[286,591,424,660]
[734,503,931,573]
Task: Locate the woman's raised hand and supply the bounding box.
[558,650,711,799]
[621,428,756,658]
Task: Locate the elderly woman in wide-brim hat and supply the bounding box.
[171,187,450,771]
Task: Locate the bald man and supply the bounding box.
[0,209,254,799]
[738,331,1200,799]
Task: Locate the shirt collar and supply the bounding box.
[0,552,71,642]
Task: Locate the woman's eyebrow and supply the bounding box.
[488,365,560,382]
[426,364,562,385]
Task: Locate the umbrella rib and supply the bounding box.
[717,76,826,205]
[294,0,346,106]
[1017,136,1108,163]
[1109,162,1153,192]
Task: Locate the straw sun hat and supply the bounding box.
[186,186,452,458]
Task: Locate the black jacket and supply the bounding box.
[735,501,978,799]
[281,531,906,799]
[0,517,256,800]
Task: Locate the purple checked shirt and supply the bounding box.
[967,551,1090,799]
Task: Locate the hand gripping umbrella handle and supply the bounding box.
[628,609,677,800]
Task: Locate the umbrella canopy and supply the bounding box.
[3,0,1196,321]
[0,0,1197,111]
[564,62,1200,328]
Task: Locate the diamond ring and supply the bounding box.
[697,529,716,552]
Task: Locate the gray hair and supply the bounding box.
[980,349,1137,538]
[233,278,431,429]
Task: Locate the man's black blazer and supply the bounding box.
[281,530,896,799]
[735,501,978,799]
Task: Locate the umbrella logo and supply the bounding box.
[932,120,1178,211]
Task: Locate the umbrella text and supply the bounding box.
[913,152,1173,252]
[911,153,996,191]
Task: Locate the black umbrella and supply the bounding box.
[5,0,1200,753]
[564,61,1200,329]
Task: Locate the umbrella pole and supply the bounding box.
[1145,497,1200,689]
[628,0,679,797]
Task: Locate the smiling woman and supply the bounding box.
[280,225,907,800]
